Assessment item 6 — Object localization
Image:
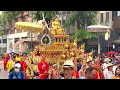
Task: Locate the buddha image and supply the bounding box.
[42,35,50,45]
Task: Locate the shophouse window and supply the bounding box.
[112,11,117,21]
[100,13,103,23]
[106,12,109,23]
[3,39,7,43]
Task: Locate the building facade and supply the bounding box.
[58,11,76,34]
[112,11,120,53]
[5,11,38,53]
[58,11,119,53]
[88,11,119,53]
[0,35,7,53]
[4,11,120,54]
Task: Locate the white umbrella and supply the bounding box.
[87,25,110,32]
[87,25,111,54]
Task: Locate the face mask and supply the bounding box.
[15,68,20,72]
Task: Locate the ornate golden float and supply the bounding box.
[15,18,92,72]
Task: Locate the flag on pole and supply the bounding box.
[105,29,110,41]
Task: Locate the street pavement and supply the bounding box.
[0,64,9,79]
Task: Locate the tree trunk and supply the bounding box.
[76,18,80,29]
[83,39,89,52]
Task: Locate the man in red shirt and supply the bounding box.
[20,54,28,78]
[38,55,49,79]
[3,53,9,71]
[72,60,79,79]
[94,62,104,79]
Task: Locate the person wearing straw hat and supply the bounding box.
[38,55,49,79]
[111,65,120,79]
[104,63,114,79]
[62,60,74,79]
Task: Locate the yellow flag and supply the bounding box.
[105,29,110,41]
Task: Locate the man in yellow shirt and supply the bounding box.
[15,54,21,61]
[6,58,15,72]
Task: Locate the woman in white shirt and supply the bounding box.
[104,63,114,79]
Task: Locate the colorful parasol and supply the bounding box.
[15,22,43,32]
[106,51,118,55]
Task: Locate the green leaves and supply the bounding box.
[0,11,23,36]
[70,29,98,42]
[2,11,22,21]
[0,14,6,36]
[33,11,58,22]
[63,11,98,44]
[63,11,78,28]
[63,11,98,29]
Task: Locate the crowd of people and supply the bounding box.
[1,52,120,79]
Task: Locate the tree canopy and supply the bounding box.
[0,14,6,35]
[32,11,58,24]
[63,11,98,29]
[1,11,58,26]
[2,11,22,21]
[63,11,98,42]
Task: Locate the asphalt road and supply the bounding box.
[0,64,9,79]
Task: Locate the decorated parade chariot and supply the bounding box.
[15,17,93,74]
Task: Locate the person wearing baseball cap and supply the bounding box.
[62,60,74,79]
[8,63,25,79]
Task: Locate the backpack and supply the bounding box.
[10,71,24,79]
[9,67,14,73]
